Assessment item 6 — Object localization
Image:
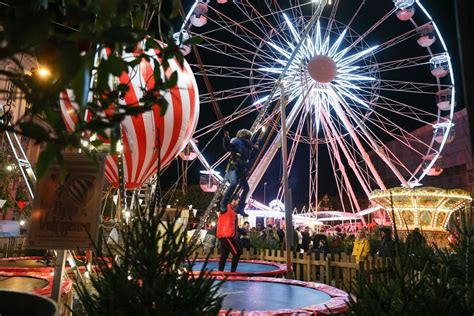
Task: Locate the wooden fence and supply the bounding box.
[0,236,27,258]
[197,248,393,292]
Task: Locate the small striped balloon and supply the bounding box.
[59,42,199,189]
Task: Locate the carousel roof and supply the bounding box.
[369,187,472,231]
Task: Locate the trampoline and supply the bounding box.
[0,268,72,297]
[216,277,349,315]
[0,256,53,268]
[191,259,286,276]
[0,276,48,292]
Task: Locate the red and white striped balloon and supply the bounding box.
[60,43,199,189]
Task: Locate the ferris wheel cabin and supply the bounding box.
[430,54,450,78]
[394,0,416,21]
[417,23,436,47]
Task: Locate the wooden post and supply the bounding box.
[51,250,67,303]
[305,253,311,281]
[325,255,331,285]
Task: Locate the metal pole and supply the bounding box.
[281,83,293,279]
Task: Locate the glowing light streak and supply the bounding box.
[337,73,376,81]
[252,95,269,106]
[283,13,300,42]
[328,29,347,57]
[337,45,379,66]
[258,67,283,74]
[268,41,291,59]
[336,86,371,109]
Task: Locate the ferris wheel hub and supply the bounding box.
[307,55,337,83]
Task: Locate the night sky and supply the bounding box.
[162,0,463,209]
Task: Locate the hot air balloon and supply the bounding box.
[59,41,199,189]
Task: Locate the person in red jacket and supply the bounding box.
[217,198,242,272]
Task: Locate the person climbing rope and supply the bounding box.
[220,129,259,217]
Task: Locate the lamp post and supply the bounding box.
[264,182,267,204]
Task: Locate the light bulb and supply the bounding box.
[37,67,51,78]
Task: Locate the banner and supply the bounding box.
[27,153,105,249]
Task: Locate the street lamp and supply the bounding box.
[264,182,267,204]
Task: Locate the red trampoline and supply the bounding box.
[216,276,349,315]
[0,268,72,297]
[191,259,287,276]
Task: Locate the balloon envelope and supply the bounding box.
[60,44,199,189]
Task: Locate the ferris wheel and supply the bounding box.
[178,0,456,216]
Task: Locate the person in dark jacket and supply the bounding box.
[238,221,251,251]
[316,239,330,255]
[301,227,311,252]
[220,129,259,217]
[217,198,242,272]
[311,233,328,252]
[377,227,395,258]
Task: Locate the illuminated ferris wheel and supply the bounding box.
[178,0,456,215]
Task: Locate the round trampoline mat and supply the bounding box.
[216,277,350,314]
[191,260,286,276]
[220,280,331,310]
[0,276,48,292]
[0,259,52,268]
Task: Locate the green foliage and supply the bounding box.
[74,206,224,316]
[0,0,189,177]
[347,206,474,315]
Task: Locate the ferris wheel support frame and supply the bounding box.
[188,0,328,245]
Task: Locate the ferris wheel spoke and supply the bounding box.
[320,107,372,196]
[350,108,435,171]
[196,33,278,65]
[334,8,395,63]
[199,84,274,104]
[325,90,387,189]
[322,0,340,41]
[367,26,424,58]
[355,79,451,95]
[194,102,258,139]
[242,1,296,48]
[357,54,440,74]
[207,6,271,47]
[321,117,361,213]
[350,85,445,125]
[190,64,278,82]
[332,88,410,187]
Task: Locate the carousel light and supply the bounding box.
[37,67,51,78]
[5,164,14,171]
[211,221,216,227]
[19,220,25,226]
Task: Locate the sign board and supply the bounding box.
[27,153,105,249]
[0,221,20,237]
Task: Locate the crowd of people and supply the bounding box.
[202,219,415,265]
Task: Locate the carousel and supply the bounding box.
[369,187,472,245]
